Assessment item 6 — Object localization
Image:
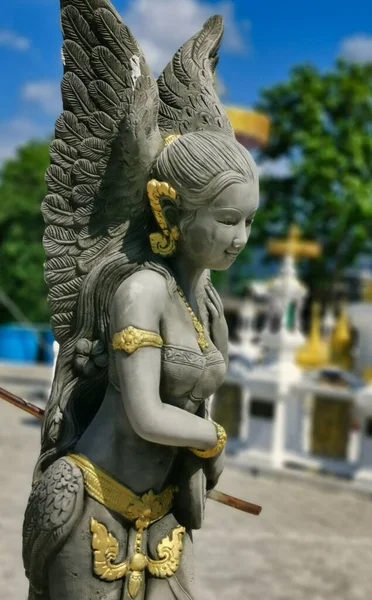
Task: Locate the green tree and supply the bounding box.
[243,59,372,297]
[0,139,50,323]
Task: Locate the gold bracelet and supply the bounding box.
[189,421,227,459]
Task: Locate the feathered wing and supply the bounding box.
[157,15,234,136]
[43,0,163,344]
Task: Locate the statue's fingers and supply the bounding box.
[205,286,222,318]
[208,285,224,315]
[205,296,219,319]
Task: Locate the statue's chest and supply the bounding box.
[160,343,226,407]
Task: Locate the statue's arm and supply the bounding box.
[111,271,218,449]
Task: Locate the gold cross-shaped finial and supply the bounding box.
[267,224,321,260]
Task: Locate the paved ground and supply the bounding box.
[1,362,372,600]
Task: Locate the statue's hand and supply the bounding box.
[204,448,225,491]
[205,285,228,363]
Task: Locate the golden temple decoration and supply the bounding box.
[330,304,353,371]
[225,106,270,148]
[68,454,177,531]
[362,278,372,302]
[362,367,372,383]
[90,519,185,597]
[176,285,209,350]
[147,179,179,256]
[189,420,227,458]
[112,326,163,355]
[296,303,329,369]
[267,225,321,261]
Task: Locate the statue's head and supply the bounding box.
[148,130,259,270]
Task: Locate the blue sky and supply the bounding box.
[0,0,371,162]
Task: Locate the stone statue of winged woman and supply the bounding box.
[22,1,259,598]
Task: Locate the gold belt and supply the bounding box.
[68,453,185,598]
[68,453,177,531]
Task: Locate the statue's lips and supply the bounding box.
[225,250,239,258]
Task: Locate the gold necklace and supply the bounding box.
[176,286,209,350]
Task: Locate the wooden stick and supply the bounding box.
[0,386,45,420]
[207,489,262,516]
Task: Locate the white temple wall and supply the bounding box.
[284,395,303,454]
[247,416,273,451]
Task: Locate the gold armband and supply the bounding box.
[112,326,163,355]
[189,421,227,459]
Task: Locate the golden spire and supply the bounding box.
[296,303,329,369]
[329,303,353,371]
[267,225,321,261]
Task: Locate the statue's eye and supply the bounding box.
[246,218,254,227]
[218,219,236,226]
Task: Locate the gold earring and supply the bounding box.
[147,179,179,256]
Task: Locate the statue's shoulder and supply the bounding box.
[112,265,174,319]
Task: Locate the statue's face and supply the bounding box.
[179,181,259,270]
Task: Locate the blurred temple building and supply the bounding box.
[225,106,270,150]
[213,225,372,488]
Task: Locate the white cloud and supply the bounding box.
[339,33,372,64]
[0,119,46,163]
[258,157,292,179]
[122,0,249,75]
[0,30,30,52]
[22,81,61,116]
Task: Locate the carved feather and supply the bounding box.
[61,5,98,54]
[157,14,233,137]
[157,102,181,131]
[94,8,139,64]
[88,80,119,117]
[48,277,85,310]
[192,15,222,67]
[55,111,90,147]
[91,46,129,94]
[71,183,99,207]
[62,0,118,26]
[78,231,127,272]
[50,139,78,170]
[88,111,117,139]
[45,165,72,198]
[80,137,106,161]
[77,230,111,253]
[161,67,187,107]
[43,226,78,258]
[73,204,95,226]
[61,72,96,119]
[42,194,74,227]
[72,159,101,184]
[50,312,74,341]
[45,256,77,286]
[62,40,94,86]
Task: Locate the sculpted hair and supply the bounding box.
[152,130,258,209]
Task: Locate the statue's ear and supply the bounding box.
[161,197,181,230]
